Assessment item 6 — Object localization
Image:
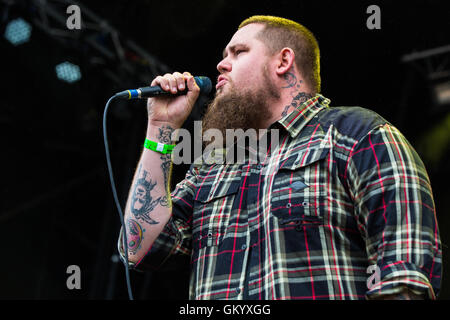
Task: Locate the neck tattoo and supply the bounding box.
[280,70,314,117]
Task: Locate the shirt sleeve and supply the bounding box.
[346,123,442,299]
[117,164,197,271]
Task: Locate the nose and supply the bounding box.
[217,57,231,74]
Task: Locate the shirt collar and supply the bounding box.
[275,94,331,138]
[200,94,331,164]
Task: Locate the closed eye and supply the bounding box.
[234,49,246,56]
[222,44,249,59]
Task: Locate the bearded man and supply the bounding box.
[118,16,441,300]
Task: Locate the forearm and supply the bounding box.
[123,122,176,264]
[121,71,200,264]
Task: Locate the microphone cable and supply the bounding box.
[102,94,134,300]
[101,76,211,300]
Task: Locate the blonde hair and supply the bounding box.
[239,15,321,94]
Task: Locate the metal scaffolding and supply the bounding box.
[0,0,175,299]
[1,0,172,86]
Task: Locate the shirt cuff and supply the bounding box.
[365,261,436,299]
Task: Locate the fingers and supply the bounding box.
[150,72,198,94]
[184,72,200,94]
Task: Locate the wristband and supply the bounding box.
[144,138,175,154]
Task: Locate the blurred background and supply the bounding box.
[0,0,448,299]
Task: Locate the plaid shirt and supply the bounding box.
[119,94,442,300]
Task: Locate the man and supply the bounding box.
[118,16,442,300]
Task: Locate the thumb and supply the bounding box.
[186,75,200,103]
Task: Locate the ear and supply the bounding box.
[275,47,295,76]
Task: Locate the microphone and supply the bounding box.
[115,76,212,99]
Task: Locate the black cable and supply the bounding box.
[102,95,134,300]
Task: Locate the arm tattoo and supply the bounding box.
[281,92,315,117]
[126,218,144,255]
[130,164,160,224]
[157,125,174,145]
[157,125,174,207]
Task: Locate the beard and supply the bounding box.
[201,70,280,148]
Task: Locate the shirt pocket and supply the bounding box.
[192,179,241,249]
[271,146,329,226]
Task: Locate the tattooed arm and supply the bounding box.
[123,124,176,261]
[123,72,200,263]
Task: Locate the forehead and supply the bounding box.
[230,23,264,43]
[223,23,265,55]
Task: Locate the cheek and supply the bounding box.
[233,60,261,87]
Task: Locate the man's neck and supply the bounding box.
[263,70,315,129]
[263,91,315,130]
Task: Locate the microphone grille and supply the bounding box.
[194,76,212,95]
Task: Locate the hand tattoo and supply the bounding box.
[157,125,174,145]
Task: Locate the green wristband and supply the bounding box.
[144,138,175,154]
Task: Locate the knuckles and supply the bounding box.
[152,72,197,93]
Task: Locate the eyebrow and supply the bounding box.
[222,43,249,59]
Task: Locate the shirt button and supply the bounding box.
[286,202,292,208]
[256,164,262,170]
[241,244,247,250]
[235,288,241,294]
[302,202,309,207]
[291,181,304,190]
[207,232,213,238]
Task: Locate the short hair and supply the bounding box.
[239,15,321,94]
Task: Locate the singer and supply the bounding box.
[118,15,441,300]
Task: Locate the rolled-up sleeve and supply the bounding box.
[347,124,442,299]
[117,164,198,271]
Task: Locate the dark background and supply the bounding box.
[0,0,449,300]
